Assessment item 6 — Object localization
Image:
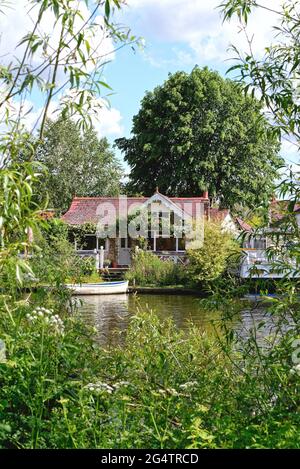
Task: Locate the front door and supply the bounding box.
[118,238,131,266]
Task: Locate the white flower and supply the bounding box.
[26,307,65,335]
[290,363,300,376]
[85,381,114,394]
[179,381,198,390]
[114,381,131,389]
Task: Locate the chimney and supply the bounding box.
[202,190,209,199]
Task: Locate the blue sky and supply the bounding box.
[106,42,227,143]
[102,0,299,170]
[1,0,299,170]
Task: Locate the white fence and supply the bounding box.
[240,249,298,278]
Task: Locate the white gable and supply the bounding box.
[139,192,187,219]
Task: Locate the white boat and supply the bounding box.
[66,280,129,295]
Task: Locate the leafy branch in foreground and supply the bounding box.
[0,0,140,167]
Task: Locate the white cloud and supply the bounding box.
[24,97,123,138]
[0,1,115,90]
[0,1,122,138]
[95,105,123,137]
[125,0,285,63]
[1,1,115,60]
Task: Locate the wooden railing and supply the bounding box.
[153,251,188,265]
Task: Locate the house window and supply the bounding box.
[98,238,107,250]
[252,237,267,250]
[120,238,132,249]
[81,236,108,251]
[178,237,186,251]
[156,237,176,251]
[83,235,97,250]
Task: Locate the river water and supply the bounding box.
[74,293,281,347]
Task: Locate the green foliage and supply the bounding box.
[125,250,187,287]
[34,117,122,212]
[1,0,300,451]
[67,222,97,248]
[0,162,46,290]
[1,306,300,449]
[0,0,138,147]
[41,218,69,245]
[79,257,96,277]
[221,1,300,142]
[116,66,283,208]
[30,219,97,287]
[187,222,240,287]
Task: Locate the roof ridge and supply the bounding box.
[72,196,148,200]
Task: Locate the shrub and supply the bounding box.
[29,219,98,287]
[29,227,82,288]
[125,250,187,286]
[187,221,240,288]
[79,256,96,277]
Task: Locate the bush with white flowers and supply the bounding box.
[85,382,114,395]
[26,307,65,335]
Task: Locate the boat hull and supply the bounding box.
[66,280,129,295]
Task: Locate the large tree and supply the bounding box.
[36,117,122,212]
[116,66,283,209]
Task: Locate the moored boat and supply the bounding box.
[66,280,129,295]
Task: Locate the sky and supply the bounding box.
[108,0,299,170]
[1,0,299,171]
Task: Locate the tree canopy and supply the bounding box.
[35,117,122,213]
[116,66,283,209]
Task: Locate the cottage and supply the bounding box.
[62,190,215,267]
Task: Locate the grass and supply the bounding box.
[65,272,103,284]
[1,299,300,449]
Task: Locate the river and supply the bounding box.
[74,293,282,346]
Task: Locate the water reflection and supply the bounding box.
[75,293,284,347]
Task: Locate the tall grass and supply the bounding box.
[1,302,299,448]
[125,250,187,287]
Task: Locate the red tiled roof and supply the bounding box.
[61,195,209,225]
[209,208,229,222]
[235,217,253,232]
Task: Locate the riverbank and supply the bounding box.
[128,285,205,296]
